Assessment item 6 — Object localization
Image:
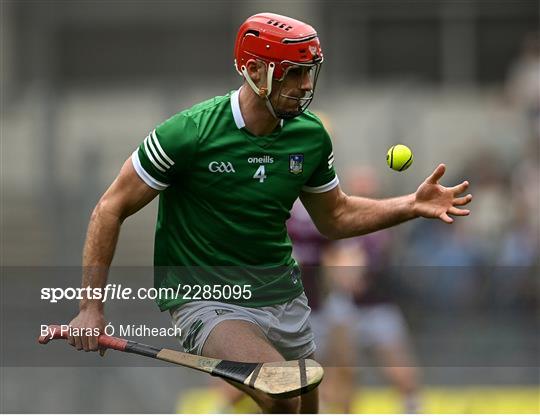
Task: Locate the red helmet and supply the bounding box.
[234,13,323,80]
[234,13,324,119]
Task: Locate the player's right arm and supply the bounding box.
[68,157,160,352]
[68,113,197,352]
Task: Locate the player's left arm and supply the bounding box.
[301,164,472,240]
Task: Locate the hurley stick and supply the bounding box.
[38,324,323,398]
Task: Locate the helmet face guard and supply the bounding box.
[234,13,324,119]
[270,61,322,119]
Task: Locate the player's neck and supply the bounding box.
[239,85,281,136]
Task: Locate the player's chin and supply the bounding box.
[276,107,302,119]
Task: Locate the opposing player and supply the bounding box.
[66,13,472,413]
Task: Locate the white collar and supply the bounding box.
[230,87,284,130]
[231,88,245,129]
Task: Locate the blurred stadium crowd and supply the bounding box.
[1,0,538,413]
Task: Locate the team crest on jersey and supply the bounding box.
[289,154,304,175]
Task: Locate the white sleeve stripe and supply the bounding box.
[327,152,334,160]
[146,134,170,170]
[302,176,339,193]
[131,150,169,190]
[151,130,175,166]
[143,137,166,172]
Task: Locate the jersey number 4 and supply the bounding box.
[253,165,267,183]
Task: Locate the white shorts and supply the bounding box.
[169,293,316,361]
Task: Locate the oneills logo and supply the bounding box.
[248,156,274,164]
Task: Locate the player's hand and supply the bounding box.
[413,164,472,224]
[67,306,106,353]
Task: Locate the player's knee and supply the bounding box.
[260,396,300,413]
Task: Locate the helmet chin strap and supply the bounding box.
[241,62,280,119]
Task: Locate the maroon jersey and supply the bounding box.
[287,200,328,309]
[339,231,393,305]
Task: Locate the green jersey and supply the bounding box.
[132,89,338,310]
